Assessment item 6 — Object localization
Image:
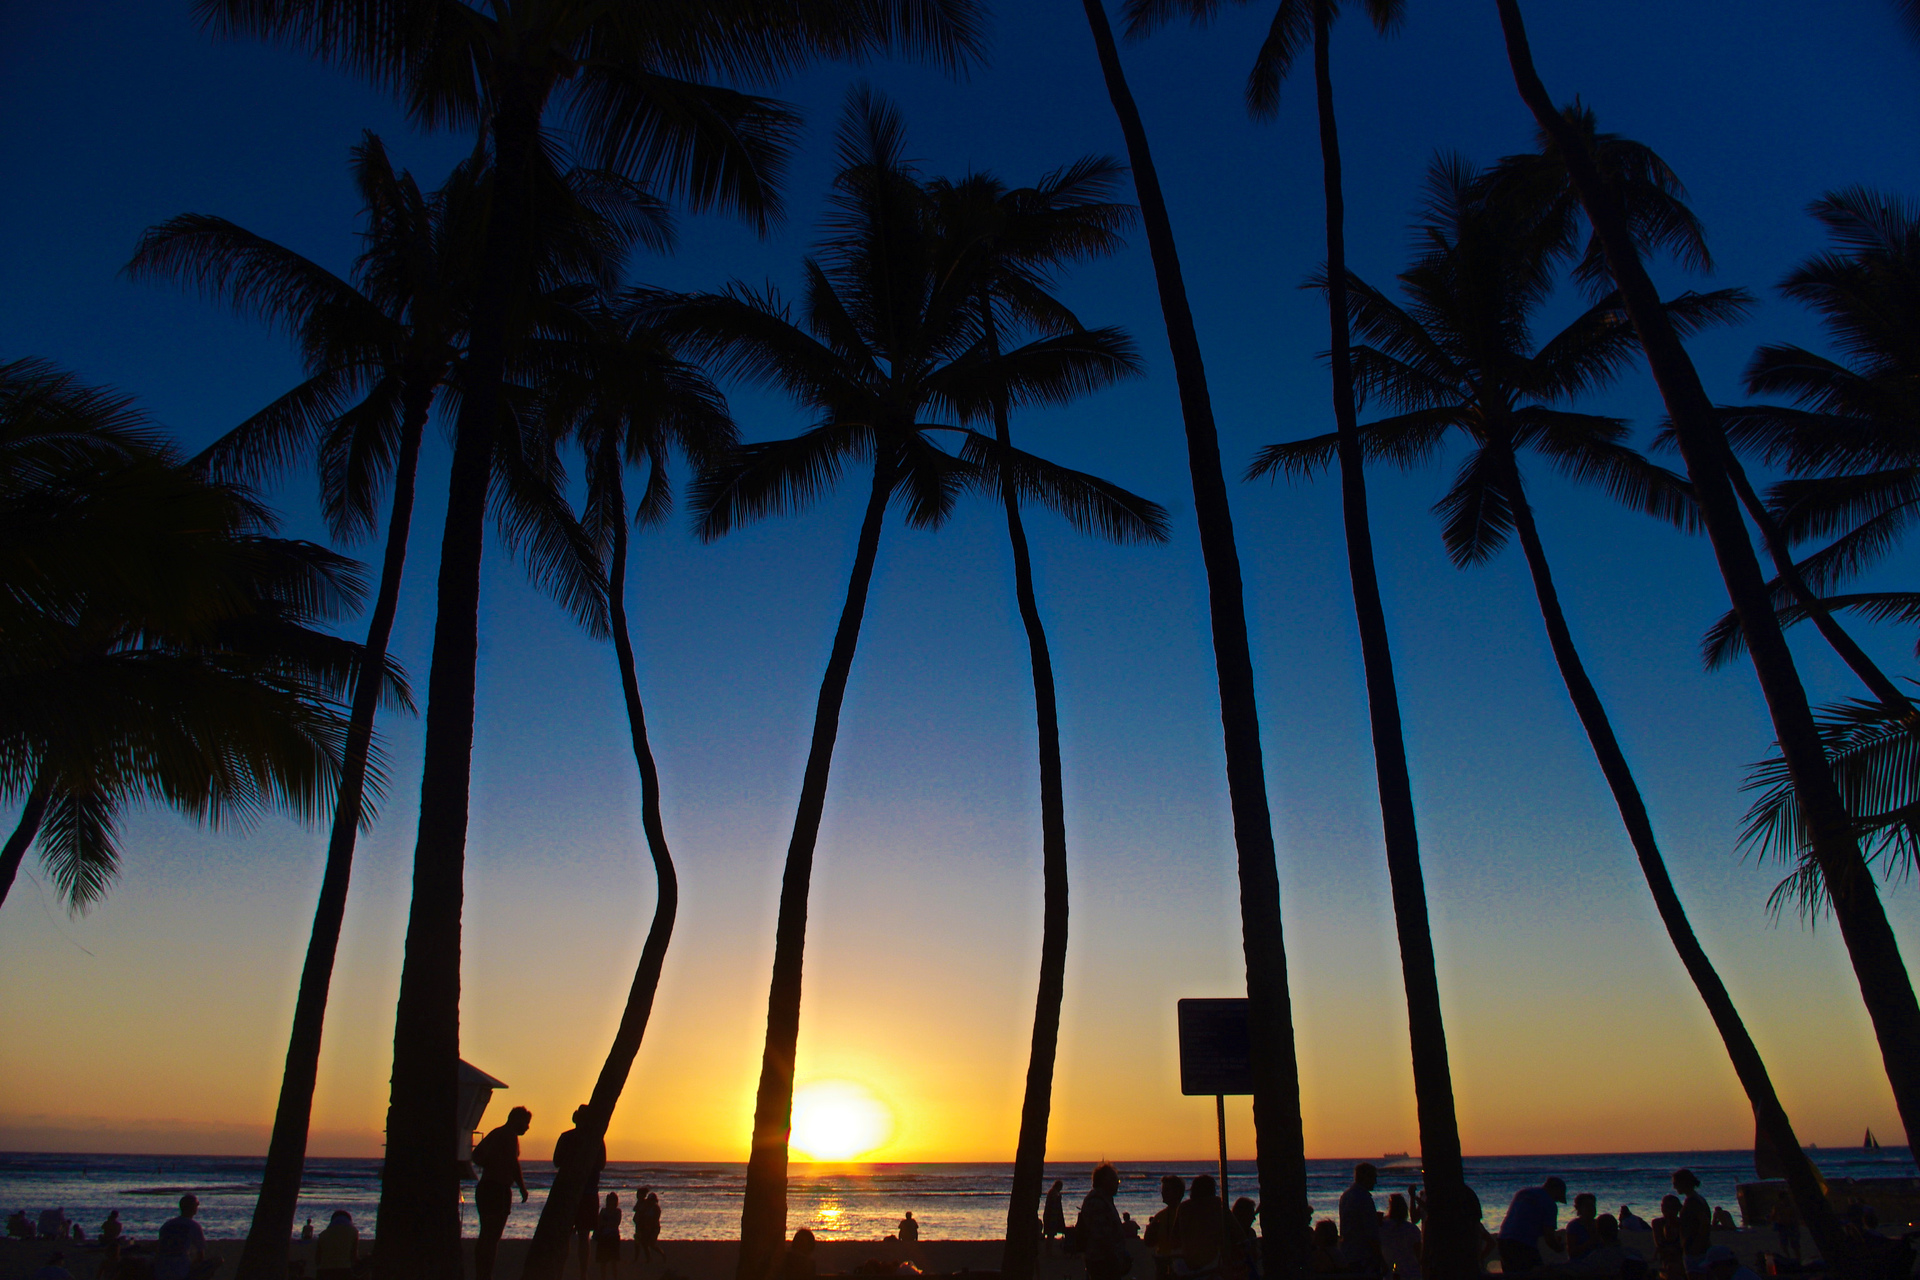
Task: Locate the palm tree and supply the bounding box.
[516,298,736,1280]
[1070,6,1313,1271]
[923,161,1164,1280]
[193,9,984,1273]
[1250,157,1845,1256]
[1704,189,1920,687]
[1493,0,1920,1165]
[1,359,403,916]
[1123,0,1480,1267]
[1711,189,1920,926]
[661,91,1150,1280]
[127,135,482,1280]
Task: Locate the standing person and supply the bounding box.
[634,1189,662,1265]
[1144,1175,1185,1280]
[899,1212,920,1244]
[1339,1163,1382,1274]
[1564,1194,1600,1261]
[1673,1171,1712,1271]
[1496,1176,1566,1276]
[1769,1192,1801,1260]
[1171,1174,1232,1280]
[302,1218,315,1242]
[473,1106,533,1280]
[1379,1195,1422,1280]
[1651,1195,1687,1280]
[1078,1164,1130,1280]
[99,1211,122,1247]
[1046,1181,1069,1251]
[153,1194,210,1280]
[595,1192,623,1280]
[555,1107,607,1280]
[315,1210,358,1280]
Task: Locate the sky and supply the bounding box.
[3,1,1920,1167]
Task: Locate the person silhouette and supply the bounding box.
[153,1194,212,1280]
[635,1188,663,1264]
[554,1104,607,1279]
[899,1211,920,1245]
[1338,1162,1380,1274]
[1143,1175,1184,1280]
[473,1105,533,1280]
[780,1228,818,1280]
[1045,1180,1068,1251]
[314,1209,358,1280]
[595,1192,623,1280]
[302,1217,314,1242]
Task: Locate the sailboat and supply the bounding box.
[1864,1128,1882,1150]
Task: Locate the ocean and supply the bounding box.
[3,1149,1914,1244]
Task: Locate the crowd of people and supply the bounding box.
[467,1102,667,1280]
[1042,1163,1833,1280]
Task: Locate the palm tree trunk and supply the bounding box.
[1494,449,1846,1259]
[0,777,51,911]
[374,100,535,1280]
[236,382,431,1280]
[1493,0,1920,1166]
[983,307,1071,1280]
[1309,12,1474,1277]
[1722,456,1914,717]
[522,480,680,1280]
[1076,5,1310,1276]
[736,454,898,1280]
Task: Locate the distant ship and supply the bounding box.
[1383,1152,1410,1161]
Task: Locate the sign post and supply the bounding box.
[1176,999,1253,1204]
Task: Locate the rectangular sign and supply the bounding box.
[1177,998,1254,1096]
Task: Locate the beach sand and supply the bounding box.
[0,1231,1801,1280]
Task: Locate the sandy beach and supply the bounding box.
[0,1230,1799,1280]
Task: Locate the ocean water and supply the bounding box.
[2,1150,1913,1244]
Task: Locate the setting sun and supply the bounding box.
[791,1080,896,1161]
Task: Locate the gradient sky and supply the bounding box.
[4,1,1920,1166]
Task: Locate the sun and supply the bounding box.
[790,1079,895,1161]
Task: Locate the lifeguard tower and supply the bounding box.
[457,1059,508,1178]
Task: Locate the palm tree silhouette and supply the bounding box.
[193,8,985,1272]
[1716,190,1920,926]
[662,91,1147,1280]
[924,159,1167,1280]
[1071,6,1313,1271]
[1,358,403,916]
[1251,156,1845,1256]
[1495,0,1920,1168]
[516,297,736,1280]
[127,134,488,1280]
[1124,0,1482,1265]
[1705,190,1920,682]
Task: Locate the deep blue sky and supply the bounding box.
[5,2,1920,1161]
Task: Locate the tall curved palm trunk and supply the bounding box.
[1490,447,1845,1257]
[236,387,431,1280]
[375,99,537,1280]
[987,319,1072,1280]
[524,478,680,1280]
[1076,4,1310,1274]
[737,454,898,1280]
[1307,10,1473,1274]
[1493,0,1920,1163]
